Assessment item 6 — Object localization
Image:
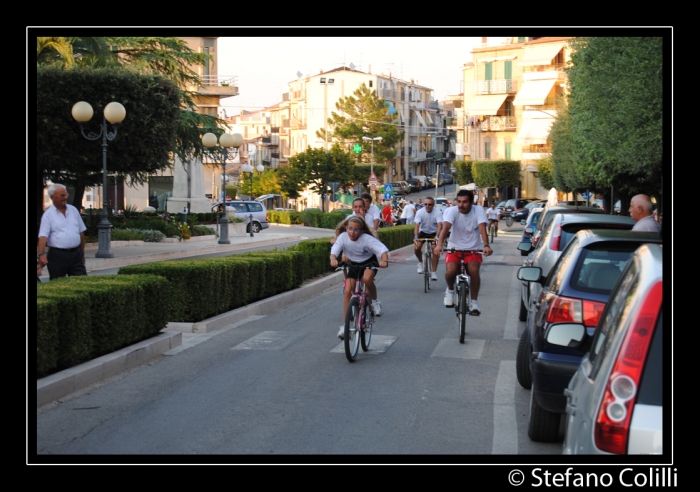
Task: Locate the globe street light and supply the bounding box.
[203,132,244,244]
[72,101,126,259]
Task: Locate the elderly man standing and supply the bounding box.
[629,194,661,233]
[37,184,88,280]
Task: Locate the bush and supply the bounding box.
[191,225,216,237]
[111,229,146,241]
[122,228,165,242]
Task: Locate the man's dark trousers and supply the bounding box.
[47,247,87,280]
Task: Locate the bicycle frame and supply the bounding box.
[418,237,438,293]
[338,263,378,362]
[448,249,483,343]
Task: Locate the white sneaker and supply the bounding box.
[430,271,438,281]
[470,300,481,316]
[417,262,424,274]
[372,299,383,317]
[444,289,454,307]
[337,325,345,340]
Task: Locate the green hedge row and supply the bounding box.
[36,274,170,378]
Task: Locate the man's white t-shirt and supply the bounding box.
[486,207,499,221]
[443,205,487,250]
[404,203,416,219]
[414,207,443,234]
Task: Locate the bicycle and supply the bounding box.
[417,237,438,293]
[448,249,484,344]
[506,215,514,227]
[337,263,378,362]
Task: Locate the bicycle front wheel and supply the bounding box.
[424,254,431,293]
[459,284,468,344]
[344,298,361,362]
[490,224,495,243]
[361,301,372,351]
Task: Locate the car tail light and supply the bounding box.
[546,295,605,328]
[594,281,662,454]
[266,213,270,222]
[549,224,562,250]
[531,232,542,248]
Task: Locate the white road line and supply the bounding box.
[492,360,518,454]
[503,267,522,340]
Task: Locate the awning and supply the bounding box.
[516,118,554,145]
[413,110,427,127]
[512,79,557,106]
[464,94,508,116]
[519,43,565,66]
[425,111,433,124]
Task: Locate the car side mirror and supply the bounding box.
[544,323,587,349]
[517,241,533,253]
[517,266,542,282]
[521,220,527,225]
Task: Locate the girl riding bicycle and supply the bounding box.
[330,216,389,339]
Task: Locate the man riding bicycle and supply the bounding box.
[330,216,389,339]
[413,196,443,281]
[435,190,493,315]
[486,202,499,236]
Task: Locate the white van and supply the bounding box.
[412,175,429,188]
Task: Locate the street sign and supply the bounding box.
[370,184,376,191]
[582,191,590,200]
[384,184,393,194]
[384,192,392,200]
[353,144,362,154]
[369,172,378,183]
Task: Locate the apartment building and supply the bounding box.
[463,36,571,200]
[286,66,440,185]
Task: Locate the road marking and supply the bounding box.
[430,338,485,359]
[164,315,266,355]
[503,268,522,340]
[231,329,305,351]
[492,360,518,454]
[330,335,397,354]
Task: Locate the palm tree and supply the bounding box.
[36,37,74,67]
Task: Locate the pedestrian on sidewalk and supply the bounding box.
[37,183,88,280]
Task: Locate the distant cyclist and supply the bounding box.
[486,202,500,236]
[435,190,492,315]
[361,193,381,231]
[330,216,389,339]
[413,196,443,282]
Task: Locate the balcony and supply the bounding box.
[261,136,272,144]
[195,75,239,97]
[426,150,436,158]
[271,152,280,159]
[429,101,440,110]
[270,126,280,134]
[380,88,396,100]
[472,79,517,94]
[522,144,551,160]
[479,115,517,131]
[290,120,306,130]
[262,159,271,166]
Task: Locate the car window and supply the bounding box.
[587,260,640,378]
[232,203,247,213]
[530,211,543,228]
[248,202,263,212]
[544,236,579,292]
[570,244,638,295]
[560,223,633,250]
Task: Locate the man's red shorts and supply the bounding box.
[445,251,483,265]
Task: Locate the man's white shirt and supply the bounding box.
[486,207,500,221]
[443,205,487,250]
[414,206,443,234]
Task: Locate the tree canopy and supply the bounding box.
[472,160,521,189]
[564,36,663,198]
[318,83,403,166]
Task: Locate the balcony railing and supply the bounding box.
[523,144,552,153]
[522,63,566,73]
[429,101,440,109]
[271,152,280,159]
[472,79,517,94]
[200,75,238,87]
[262,159,271,166]
[480,115,517,131]
[262,136,271,144]
[379,88,396,100]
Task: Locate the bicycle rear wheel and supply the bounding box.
[344,297,361,362]
[490,224,495,243]
[424,254,431,293]
[361,301,372,351]
[459,284,468,344]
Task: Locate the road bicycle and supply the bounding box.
[506,214,514,227]
[448,249,484,344]
[337,263,378,362]
[489,221,497,243]
[417,237,438,293]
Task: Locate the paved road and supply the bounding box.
[35,231,561,459]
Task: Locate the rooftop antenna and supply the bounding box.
[296,71,302,79]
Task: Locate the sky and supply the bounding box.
[215,36,487,117]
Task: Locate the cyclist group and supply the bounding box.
[330,189,493,339]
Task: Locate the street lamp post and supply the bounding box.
[72,101,126,259]
[203,132,244,244]
[362,136,383,176]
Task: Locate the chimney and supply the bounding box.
[320,69,323,73]
[368,64,371,74]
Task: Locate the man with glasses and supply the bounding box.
[413,197,443,281]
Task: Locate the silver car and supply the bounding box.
[518,213,635,323]
[211,200,269,233]
[559,243,663,454]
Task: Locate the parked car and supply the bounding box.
[211,200,269,233]
[435,197,450,212]
[399,181,412,195]
[502,198,537,219]
[561,243,663,455]
[515,230,663,442]
[517,213,635,322]
[388,182,410,196]
[496,201,507,217]
[412,175,428,188]
[443,173,454,185]
[405,178,421,193]
[526,205,607,251]
[519,207,545,256]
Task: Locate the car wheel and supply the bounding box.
[528,381,562,442]
[249,221,262,233]
[516,329,532,389]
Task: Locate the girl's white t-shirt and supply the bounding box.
[331,231,389,262]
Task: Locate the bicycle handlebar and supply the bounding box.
[416,237,438,242]
[447,248,484,254]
